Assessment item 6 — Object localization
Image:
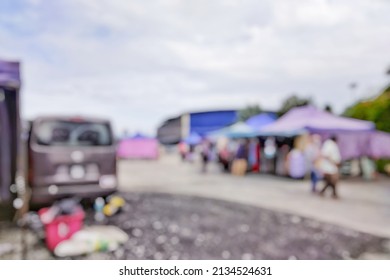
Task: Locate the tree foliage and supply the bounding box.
[344,85,390,174]
[278,95,312,116]
[238,104,262,121]
[343,85,390,133]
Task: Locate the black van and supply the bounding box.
[28,116,118,204]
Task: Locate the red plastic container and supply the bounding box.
[38,208,85,251]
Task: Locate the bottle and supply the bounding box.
[103,203,119,217]
[107,196,125,208]
[94,197,105,222]
[103,195,125,216]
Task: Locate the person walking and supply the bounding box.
[200,139,211,173]
[178,141,187,161]
[304,134,322,192]
[187,144,195,163]
[319,136,341,199]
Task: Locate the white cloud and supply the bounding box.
[1,0,389,135]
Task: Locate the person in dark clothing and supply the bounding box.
[236,139,250,159]
[187,144,195,163]
[232,139,250,176]
[200,139,211,173]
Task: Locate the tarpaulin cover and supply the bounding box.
[117,138,159,160]
[190,110,237,135]
[261,105,375,134]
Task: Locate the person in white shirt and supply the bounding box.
[319,136,341,198]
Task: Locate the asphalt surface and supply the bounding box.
[118,156,390,238]
[2,192,389,260]
[1,155,390,260]
[100,192,390,260]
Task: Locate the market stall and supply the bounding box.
[259,105,379,160]
[117,133,159,160]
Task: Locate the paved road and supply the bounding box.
[118,153,390,239]
[1,153,390,260]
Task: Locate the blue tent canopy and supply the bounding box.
[245,113,277,130]
[207,122,257,139]
[185,132,202,145]
[131,133,151,139]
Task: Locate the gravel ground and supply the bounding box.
[1,192,390,260]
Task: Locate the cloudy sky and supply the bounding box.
[1,0,389,135]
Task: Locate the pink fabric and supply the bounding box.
[117,139,159,159]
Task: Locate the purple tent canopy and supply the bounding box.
[259,106,390,160]
[0,60,20,88]
[245,113,277,130]
[261,105,375,134]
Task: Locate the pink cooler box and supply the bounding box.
[38,208,85,251]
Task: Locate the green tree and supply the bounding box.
[343,86,390,174]
[343,86,390,133]
[278,95,312,116]
[238,104,262,121]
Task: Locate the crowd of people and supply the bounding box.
[178,133,379,199]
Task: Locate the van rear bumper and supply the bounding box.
[30,184,117,204]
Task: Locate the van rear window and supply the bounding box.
[34,120,113,146]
